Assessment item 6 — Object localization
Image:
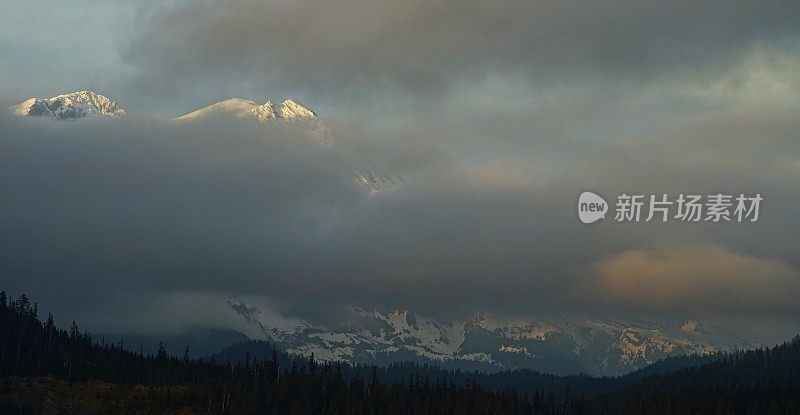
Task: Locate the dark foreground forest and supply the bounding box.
[1,291,799,414]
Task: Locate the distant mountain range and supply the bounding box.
[9,92,315,124]
[4,291,798,413]
[9,92,316,124]
[227,298,757,377]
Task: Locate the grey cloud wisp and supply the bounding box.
[122,0,800,111]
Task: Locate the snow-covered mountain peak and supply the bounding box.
[173,97,330,144]
[174,97,317,122]
[10,91,125,120]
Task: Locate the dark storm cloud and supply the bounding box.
[0,109,538,317]
[1,99,799,332]
[123,0,800,109]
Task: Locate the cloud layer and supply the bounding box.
[2,0,800,342]
[1,99,799,335]
[124,0,800,111]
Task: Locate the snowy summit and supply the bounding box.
[174,97,332,146]
[10,91,125,120]
[174,98,317,122]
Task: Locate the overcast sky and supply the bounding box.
[1,0,800,343]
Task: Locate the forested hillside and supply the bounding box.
[1,290,798,414]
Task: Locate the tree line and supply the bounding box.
[1,290,799,414]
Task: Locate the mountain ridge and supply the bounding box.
[226,299,758,376]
